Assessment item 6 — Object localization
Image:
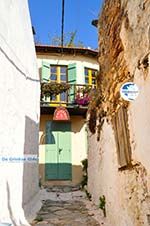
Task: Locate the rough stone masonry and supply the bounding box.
[88,0,150,226]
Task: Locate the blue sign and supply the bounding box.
[120,82,139,101]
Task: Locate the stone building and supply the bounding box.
[0,1,40,225]
[88,0,150,225]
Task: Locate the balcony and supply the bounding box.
[40,83,92,116]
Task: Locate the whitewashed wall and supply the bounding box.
[0,0,40,225]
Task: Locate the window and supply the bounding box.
[50,65,67,83]
[50,65,67,102]
[112,106,132,169]
[84,68,97,87]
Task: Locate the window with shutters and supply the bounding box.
[42,63,68,103]
[50,65,68,102]
[41,62,77,105]
[84,68,97,87]
[112,106,132,169]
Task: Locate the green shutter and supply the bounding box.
[68,63,76,102]
[42,61,50,82]
[68,63,77,84]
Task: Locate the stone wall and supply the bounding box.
[88,0,150,225]
[0,0,40,225]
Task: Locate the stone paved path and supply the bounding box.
[33,199,100,226]
[31,189,102,226]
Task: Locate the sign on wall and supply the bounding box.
[53,107,70,121]
[120,82,139,101]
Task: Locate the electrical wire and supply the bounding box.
[61,0,65,47]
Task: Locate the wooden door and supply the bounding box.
[45,121,72,180]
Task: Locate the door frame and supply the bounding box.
[45,121,72,180]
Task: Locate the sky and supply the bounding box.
[28,0,103,49]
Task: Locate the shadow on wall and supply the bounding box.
[39,117,85,145]
[39,132,54,145]
[22,116,39,207]
[72,164,83,184]
[71,119,85,134]
[2,116,39,225]
[6,180,30,226]
[6,181,17,226]
[39,68,42,81]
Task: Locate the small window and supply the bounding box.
[60,74,67,81]
[50,66,57,81]
[60,92,67,101]
[51,66,57,74]
[50,65,68,103]
[84,68,97,87]
[112,106,132,169]
[50,65,67,83]
[50,74,57,81]
[60,66,67,74]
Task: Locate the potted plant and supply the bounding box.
[74,86,91,106]
[41,82,71,100]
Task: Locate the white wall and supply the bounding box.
[88,109,150,226]
[0,0,40,225]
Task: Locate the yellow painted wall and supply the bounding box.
[38,52,97,186]
[39,114,87,186]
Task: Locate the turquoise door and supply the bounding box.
[45,121,72,180]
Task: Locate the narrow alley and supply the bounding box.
[32,187,104,226]
[1,0,150,225]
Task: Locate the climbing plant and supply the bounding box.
[99,195,106,217]
[87,80,106,139]
[81,158,92,201]
[81,158,88,188]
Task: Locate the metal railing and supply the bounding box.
[41,83,93,107]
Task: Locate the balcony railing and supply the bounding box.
[40,83,93,108]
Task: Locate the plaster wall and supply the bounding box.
[88,0,150,225]
[39,115,87,186]
[88,119,150,226]
[0,0,40,225]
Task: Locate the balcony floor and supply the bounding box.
[40,103,88,117]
